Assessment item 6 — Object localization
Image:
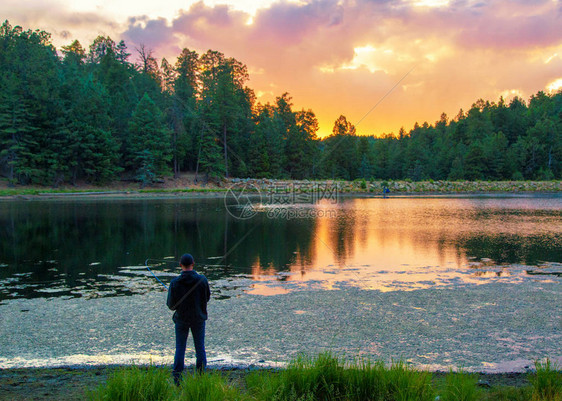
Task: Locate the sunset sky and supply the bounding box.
[3,0,562,137]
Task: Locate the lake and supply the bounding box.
[0,194,560,371]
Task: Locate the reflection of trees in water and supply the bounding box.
[326,208,357,265]
[458,233,562,265]
[454,206,562,264]
[0,200,319,300]
[245,215,317,280]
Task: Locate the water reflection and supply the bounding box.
[0,195,560,303]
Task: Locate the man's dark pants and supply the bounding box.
[173,319,206,383]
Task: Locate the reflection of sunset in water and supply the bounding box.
[247,283,290,296]
[249,197,561,294]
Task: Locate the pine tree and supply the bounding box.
[63,75,121,184]
[172,48,200,176]
[199,51,249,178]
[0,76,39,184]
[0,20,62,185]
[196,123,225,181]
[128,93,171,184]
[464,141,486,180]
[90,35,136,163]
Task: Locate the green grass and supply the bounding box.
[0,188,114,196]
[483,386,532,401]
[177,372,248,401]
[0,187,228,196]
[246,353,347,400]
[86,355,562,401]
[347,360,434,401]
[440,370,481,401]
[87,367,247,401]
[246,353,435,401]
[138,188,228,193]
[531,359,562,401]
[87,365,175,401]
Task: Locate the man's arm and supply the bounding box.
[205,277,211,302]
[166,281,177,310]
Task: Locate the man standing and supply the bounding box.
[167,253,211,384]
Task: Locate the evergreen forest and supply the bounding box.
[1,20,561,186]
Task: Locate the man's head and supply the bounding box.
[180,253,195,270]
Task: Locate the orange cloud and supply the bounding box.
[119,0,562,136]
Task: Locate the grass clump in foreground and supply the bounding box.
[87,355,562,401]
[88,365,174,401]
[176,372,247,401]
[87,366,245,401]
[245,353,435,401]
[440,370,480,401]
[531,359,562,401]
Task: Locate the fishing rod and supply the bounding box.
[144,258,171,290]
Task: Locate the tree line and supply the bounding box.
[1,20,560,186]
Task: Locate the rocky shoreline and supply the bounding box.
[0,179,560,200]
[227,178,562,194]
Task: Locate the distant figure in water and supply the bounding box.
[167,253,211,385]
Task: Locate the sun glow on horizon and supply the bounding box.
[547,78,562,93]
[498,89,525,101]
